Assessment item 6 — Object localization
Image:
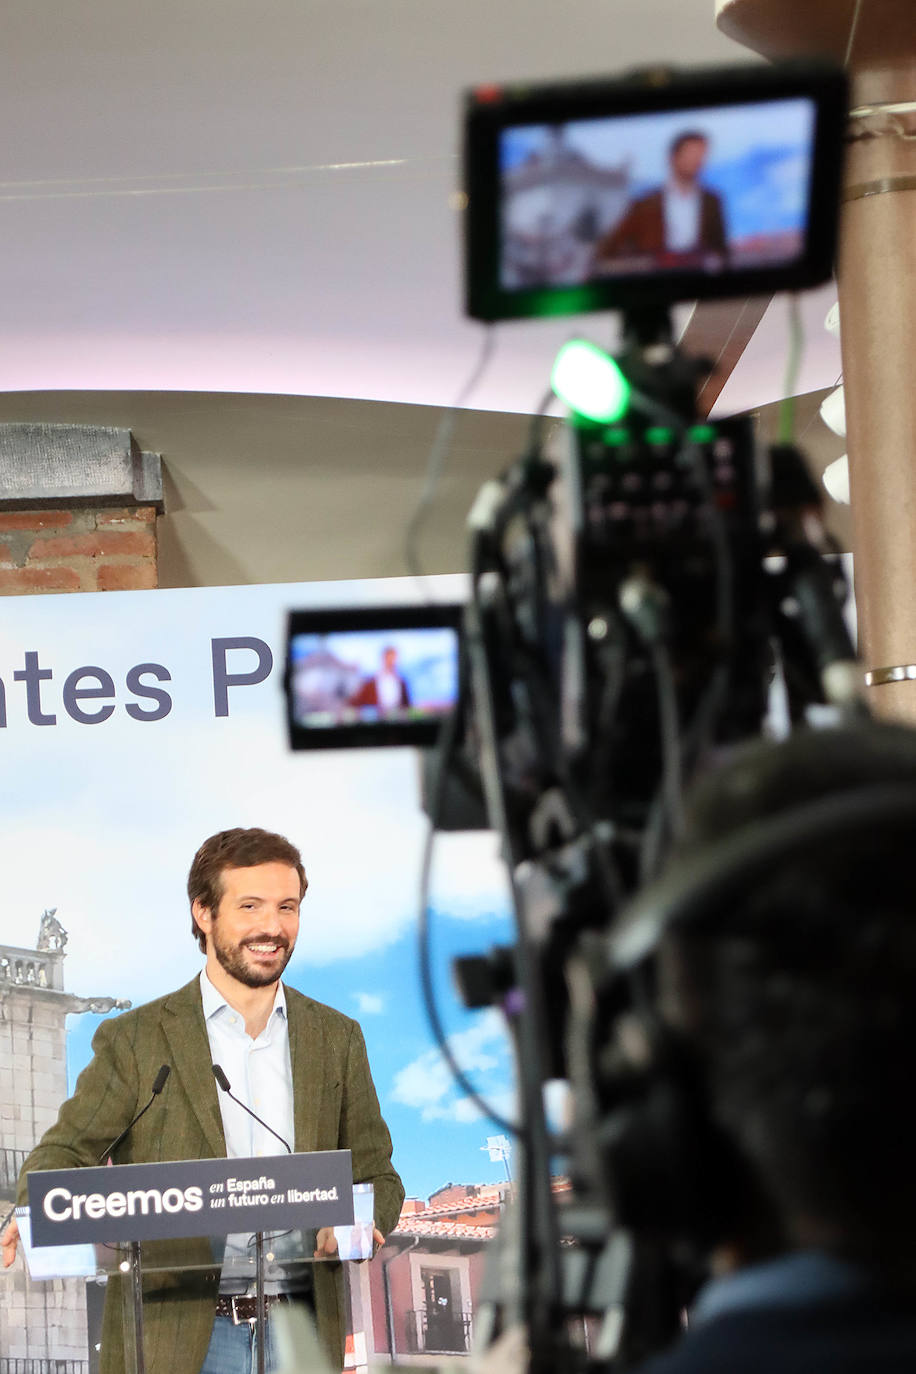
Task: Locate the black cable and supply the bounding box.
[642,429,738,877]
[606,418,737,885]
[465,574,563,1349]
[635,641,686,885]
[405,326,497,583]
[588,627,630,827]
[475,451,626,909]
[683,436,736,694]
[525,388,560,465]
[651,641,684,837]
[507,627,626,910]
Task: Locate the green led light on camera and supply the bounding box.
[551,340,631,424]
[687,424,717,443]
[602,426,630,446]
[645,426,675,446]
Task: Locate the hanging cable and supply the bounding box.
[465,576,564,1351]
[844,0,866,67]
[405,326,497,584]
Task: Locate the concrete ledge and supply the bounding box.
[0,423,163,511]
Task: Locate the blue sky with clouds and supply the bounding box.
[0,576,517,1202]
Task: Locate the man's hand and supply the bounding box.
[313,1224,387,1261]
[314,1226,339,1259]
[1,1215,20,1269]
[356,1226,386,1262]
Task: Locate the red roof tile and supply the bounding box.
[393,1217,496,1241]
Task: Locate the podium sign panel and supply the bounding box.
[27,1149,354,1246]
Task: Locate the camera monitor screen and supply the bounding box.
[464,61,846,320]
[286,605,463,750]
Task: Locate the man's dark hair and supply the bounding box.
[188,828,307,952]
[669,130,709,159]
[663,723,916,1273]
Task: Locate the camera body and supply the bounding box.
[284,56,853,1371]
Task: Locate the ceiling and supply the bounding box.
[0,388,537,584]
[0,0,843,416]
[0,375,847,597]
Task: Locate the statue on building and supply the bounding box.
[67,995,131,1014]
[36,908,68,952]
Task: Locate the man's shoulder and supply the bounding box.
[97,976,202,1035]
[284,984,359,1033]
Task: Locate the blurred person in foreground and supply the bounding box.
[473,723,916,1374]
[633,721,916,1372]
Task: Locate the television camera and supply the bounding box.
[285,56,852,1372]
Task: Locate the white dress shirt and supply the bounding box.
[200,970,294,1157]
[663,181,702,253]
[374,668,403,712]
[200,970,296,1293]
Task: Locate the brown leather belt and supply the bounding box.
[214,1293,303,1326]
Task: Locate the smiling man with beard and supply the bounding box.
[2,827,404,1374]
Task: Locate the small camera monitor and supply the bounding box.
[464,59,847,321]
[285,604,463,750]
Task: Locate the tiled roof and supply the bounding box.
[387,1176,578,1249]
[393,1217,496,1241]
[402,1196,501,1220]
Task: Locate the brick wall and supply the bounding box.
[0,506,158,595]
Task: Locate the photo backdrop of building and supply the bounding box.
[0,576,515,1372]
[0,917,129,1370]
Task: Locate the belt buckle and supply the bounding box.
[230,1296,258,1327]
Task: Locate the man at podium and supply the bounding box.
[2,827,405,1374]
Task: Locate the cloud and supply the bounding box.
[427,832,511,921]
[354,992,385,1016]
[446,1090,516,1126]
[390,1011,515,1124]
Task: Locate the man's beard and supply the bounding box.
[211,928,294,988]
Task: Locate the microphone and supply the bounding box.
[211,1064,292,1153]
[97,1064,171,1164]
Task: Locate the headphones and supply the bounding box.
[582,782,916,1253]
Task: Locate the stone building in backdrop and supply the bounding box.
[0,913,129,1374]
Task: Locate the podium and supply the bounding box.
[18,1150,371,1374]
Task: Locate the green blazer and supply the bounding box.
[17,976,404,1374]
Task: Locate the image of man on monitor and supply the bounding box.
[348,646,412,715]
[592,130,729,272]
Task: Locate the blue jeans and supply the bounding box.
[199,1313,278,1374]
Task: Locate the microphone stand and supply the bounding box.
[211,1063,291,1374]
[97,1065,170,1374]
[129,1241,146,1374]
[256,1230,267,1374]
